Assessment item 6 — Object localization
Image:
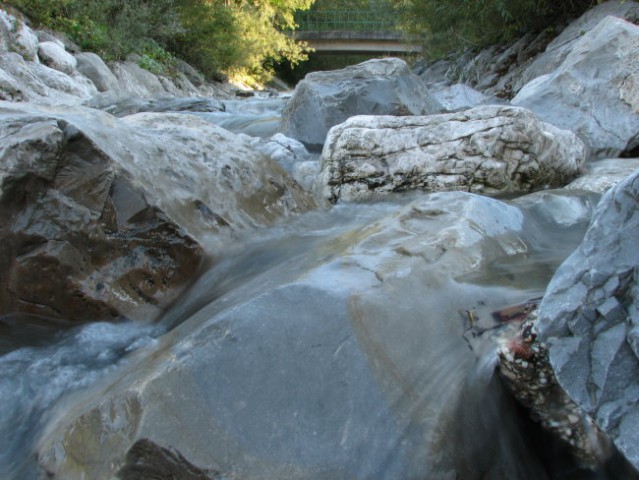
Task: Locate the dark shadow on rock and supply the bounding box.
[117,439,223,480]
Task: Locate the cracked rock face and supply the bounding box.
[0,113,203,323]
[512,16,639,159]
[278,58,443,149]
[537,169,639,471]
[317,105,586,203]
[0,102,315,324]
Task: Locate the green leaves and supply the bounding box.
[9,0,315,82]
[392,0,598,58]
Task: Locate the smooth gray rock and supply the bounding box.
[317,105,586,203]
[37,41,77,75]
[538,169,639,470]
[430,83,497,111]
[74,52,119,92]
[512,16,639,159]
[566,159,639,193]
[279,58,443,149]
[36,191,559,480]
[515,0,639,92]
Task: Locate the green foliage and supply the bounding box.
[8,0,315,81]
[138,45,178,76]
[392,0,599,57]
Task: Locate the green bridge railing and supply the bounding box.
[295,10,398,32]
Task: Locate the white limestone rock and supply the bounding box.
[317,105,586,203]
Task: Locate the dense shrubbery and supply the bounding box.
[5,0,313,82]
[392,0,600,57]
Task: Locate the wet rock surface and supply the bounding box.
[537,169,639,471]
[117,439,223,480]
[0,102,314,324]
[35,190,594,480]
[0,111,203,323]
[279,58,443,149]
[317,105,586,203]
[2,1,639,477]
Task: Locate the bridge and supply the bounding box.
[292,10,421,55]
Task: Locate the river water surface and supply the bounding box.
[0,96,613,479]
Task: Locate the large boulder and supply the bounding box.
[511,16,639,159]
[317,105,586,203]
[514,0,639,93]
[34,190,595,480]
[0,102,314,324]
[279,58,443,149]
[74,52,119,92]
[537,169,639,470]
[37,41,77,75]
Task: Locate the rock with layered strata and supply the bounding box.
[317,105,586,203]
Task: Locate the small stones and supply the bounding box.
[496,310,612,468]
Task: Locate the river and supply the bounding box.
[0,95,620,479]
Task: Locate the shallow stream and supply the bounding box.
[0,96,615,479]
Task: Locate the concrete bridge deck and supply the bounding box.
[292,10,420,54]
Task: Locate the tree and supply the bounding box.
[392,0,598,57]
[8,0,316,82]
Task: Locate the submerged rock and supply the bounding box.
[279,58,443,149]
[512,16,639,159]
[317,105,586,203]
[537,169,639,471]
[35,191,578,480]
[0,102,314,324]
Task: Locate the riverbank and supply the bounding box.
[1,1,639,479]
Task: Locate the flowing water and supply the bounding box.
[0,96,617,479]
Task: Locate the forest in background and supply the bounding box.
[2,0,604,84]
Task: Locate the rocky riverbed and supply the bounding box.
[1,2,639,479]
